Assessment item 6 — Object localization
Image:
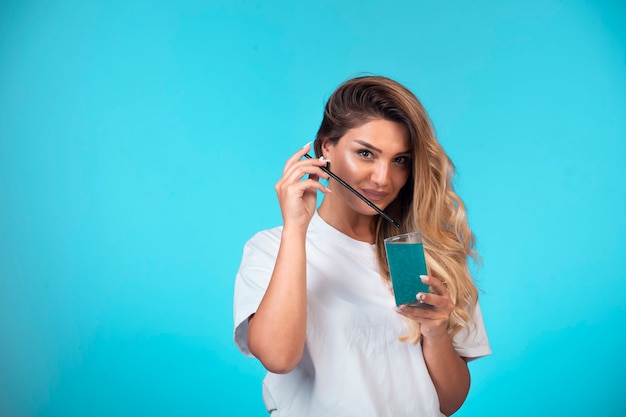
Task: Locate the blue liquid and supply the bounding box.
[385,242,429,306]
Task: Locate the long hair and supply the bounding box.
[313,75,480,343]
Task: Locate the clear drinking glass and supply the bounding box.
[384,231,430,307]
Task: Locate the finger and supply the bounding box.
[277,168,326,195]
[279,178,331,198]
[280,160,330,185]
[416,288,453,312]
[415,292,443,309]
[292,160,331,181]
[395,304,438,320]
[283,142,315,174]
[420,275,448,296]
[296,178,332,194]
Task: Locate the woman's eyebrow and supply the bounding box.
[354,140,411,156]
[355,140,382,153]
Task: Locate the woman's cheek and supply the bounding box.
[343,154,363,177]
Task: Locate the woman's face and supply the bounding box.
[322,118,412,216]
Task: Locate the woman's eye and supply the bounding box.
[394,156,409,165]
[358,150,373,158]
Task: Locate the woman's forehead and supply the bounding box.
[339,119,411,152]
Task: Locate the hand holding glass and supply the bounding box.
[384,232,431,308]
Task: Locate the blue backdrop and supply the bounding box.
[1,1,624,416]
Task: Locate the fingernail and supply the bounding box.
[420,275,429,282]
[417,293,426,302]
[302,141,312,149]
[319,156,330,162]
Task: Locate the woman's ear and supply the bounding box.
[320,139,334,159]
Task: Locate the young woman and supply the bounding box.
[233,75,491,417]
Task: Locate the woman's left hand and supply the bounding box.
[395,275,454,340]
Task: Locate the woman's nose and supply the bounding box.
[370,162,390,186]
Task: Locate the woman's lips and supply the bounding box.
[361,189,390,202]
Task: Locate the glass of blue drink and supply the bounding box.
[384,231,430,308]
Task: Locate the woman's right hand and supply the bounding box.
[250,142,328,373]
[275,143,331,230]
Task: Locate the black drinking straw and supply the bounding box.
[304,153,400,228]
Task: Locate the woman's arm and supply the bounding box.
[247,225,308,373]
[421,328,470,416]
[247,144,329,374]
[396,275,470,416]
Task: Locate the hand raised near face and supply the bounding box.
[275,143,331,230]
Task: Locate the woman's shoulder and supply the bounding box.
[244,225,283,249]
[238,225,283,268]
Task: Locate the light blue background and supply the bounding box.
[1,1,624,416]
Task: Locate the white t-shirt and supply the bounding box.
[234,211,491,417]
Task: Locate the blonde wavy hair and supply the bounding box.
[314,75,480,343]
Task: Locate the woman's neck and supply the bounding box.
[317,200,376,244]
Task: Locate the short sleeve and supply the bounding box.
[451,301,492,361]
[233,229,281,357]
